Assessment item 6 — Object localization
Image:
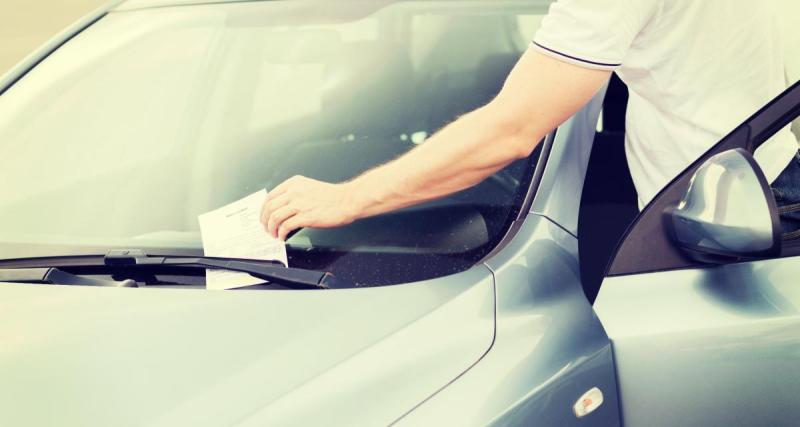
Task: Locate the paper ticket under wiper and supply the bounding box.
[198,190,288,290]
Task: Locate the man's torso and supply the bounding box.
[534,0,798,207]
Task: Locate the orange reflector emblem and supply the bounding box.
[573,387,604,418]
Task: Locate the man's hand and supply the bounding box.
[260,176,359,241]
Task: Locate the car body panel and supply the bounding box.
[595,255,800,427]
[0,9,616,422]
[5,0,797,425]
[529,85,604,237]
[0,1,575,425]
[594,78,800,426]
[0,267,494,426]
[397,216,620,426]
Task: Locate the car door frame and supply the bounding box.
[594,80,800,427]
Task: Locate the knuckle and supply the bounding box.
[278,226,290,239]
[280,218,296,231]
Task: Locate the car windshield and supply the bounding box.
[0,0,548,285]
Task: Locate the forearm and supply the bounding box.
[346,104,539,219]
[261,51,611,239]
[340,51,610,221]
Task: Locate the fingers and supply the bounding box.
[261,176,304,225]
[267,182,290,200]
[278,215,305,241]
[259,176,323,240]
[267,204,299,238]
[261,192,290,227]
[267,176,302,201]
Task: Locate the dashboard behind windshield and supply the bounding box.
[0,1,548,285]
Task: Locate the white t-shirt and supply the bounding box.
[533,0,798,207]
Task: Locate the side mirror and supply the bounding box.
[665,148,782,263]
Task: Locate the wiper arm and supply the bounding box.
[103,250,348,290]
[0,268,137,287]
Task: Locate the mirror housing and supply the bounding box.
[665,148,782,263]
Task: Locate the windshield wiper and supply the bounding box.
[0,267,137,287]
[101,250,348,289]
[0,250,352,290]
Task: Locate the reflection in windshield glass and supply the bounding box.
[0,1,547,284]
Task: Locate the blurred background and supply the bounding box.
[0,0,106,74]
[1,1,799,77]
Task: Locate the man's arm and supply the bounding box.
[261,50,611,240]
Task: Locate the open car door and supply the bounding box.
[594,80,800,427]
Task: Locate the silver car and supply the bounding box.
[0,1,798,426]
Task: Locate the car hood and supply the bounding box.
[0,267,495,426]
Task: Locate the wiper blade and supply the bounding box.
[103,250,348,290]
[0,268,137,287]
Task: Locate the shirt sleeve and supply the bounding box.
[532,0,662,70]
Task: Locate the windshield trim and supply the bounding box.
[478,132,554,263]
[0,11,111,97]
